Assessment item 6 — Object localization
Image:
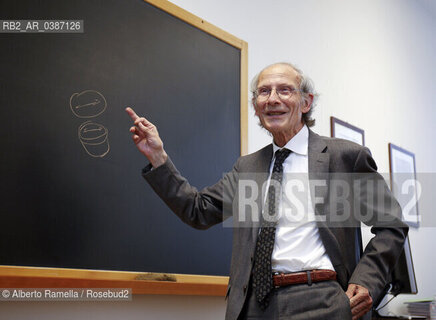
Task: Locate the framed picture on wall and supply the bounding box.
[388,143,420,228]
[330,116,365,146]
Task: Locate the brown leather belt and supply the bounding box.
[272,269,337,288]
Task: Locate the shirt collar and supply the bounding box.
[272,125,308,156]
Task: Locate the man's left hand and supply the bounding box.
[345,283,373,320]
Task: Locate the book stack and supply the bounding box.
[404,298,434,318]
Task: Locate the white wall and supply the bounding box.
[1,0,434,318]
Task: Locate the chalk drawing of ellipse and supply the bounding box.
[70,90,107,118]
[78,121,110,158]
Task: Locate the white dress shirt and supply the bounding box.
[265,125,334,273]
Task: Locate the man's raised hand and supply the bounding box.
[126,107,168,167]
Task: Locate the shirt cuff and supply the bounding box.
[141,157,173,179]
[141,163,154,176]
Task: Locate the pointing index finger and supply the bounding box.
[125,107,139,121]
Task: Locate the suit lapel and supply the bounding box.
[308,130,330,217]
[251,144,273,241]
[308,130,345,271]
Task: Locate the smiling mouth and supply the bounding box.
[266,111,286,116]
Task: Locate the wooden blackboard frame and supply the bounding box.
[0,0,248,296]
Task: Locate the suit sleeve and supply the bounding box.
[348,147,409,301]
[142,157,239,230]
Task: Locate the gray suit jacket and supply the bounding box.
[143,129,408,320]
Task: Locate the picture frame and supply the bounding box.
[388,143,420,228]
[330,116,365,146]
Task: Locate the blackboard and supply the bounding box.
[0,0,245,277]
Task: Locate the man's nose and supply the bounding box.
[267,88,281,104]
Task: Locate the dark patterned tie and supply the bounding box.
[252,148,291,310]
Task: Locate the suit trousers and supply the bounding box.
[238,279,352,320]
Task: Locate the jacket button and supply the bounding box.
[243,285,247,293]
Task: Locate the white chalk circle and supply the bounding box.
[78,121,110,158]
[70,90,107,118]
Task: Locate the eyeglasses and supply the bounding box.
[254,86,301,101]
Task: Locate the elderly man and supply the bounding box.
[126,62,408,320]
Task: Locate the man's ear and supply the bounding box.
[252,98,259,116]
[302,93,313,114]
